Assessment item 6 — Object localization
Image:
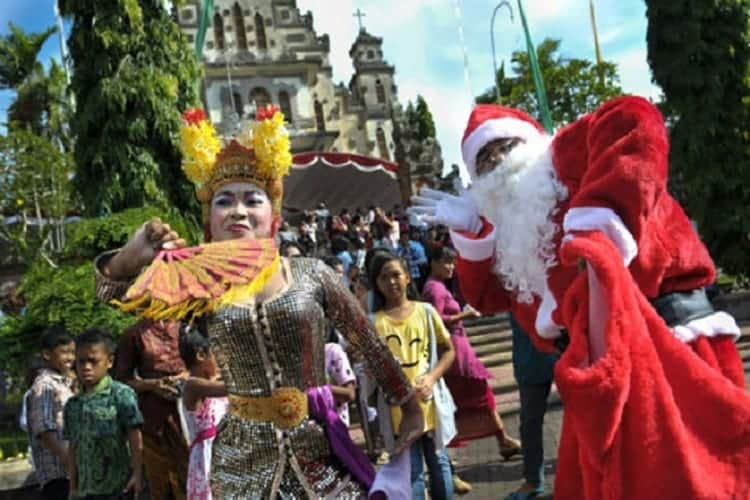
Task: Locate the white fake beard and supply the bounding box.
[469,137,569,304]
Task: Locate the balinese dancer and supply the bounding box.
[93,107,423,498]
[411,97,750,499]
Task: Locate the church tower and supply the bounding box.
[347,29,397,161]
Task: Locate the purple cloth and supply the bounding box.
[306,386,375,489]
[369,450,411,500]
[422,277,492,379]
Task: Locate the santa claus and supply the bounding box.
[411,96,750,499]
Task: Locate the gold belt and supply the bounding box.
[228,387,308,430]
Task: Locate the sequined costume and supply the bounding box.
[96,255,412,499]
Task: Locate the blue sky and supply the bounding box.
[1,0,660,177]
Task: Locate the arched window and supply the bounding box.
[249,87,271,111]
[213,13,225,51]
[233,92,243,117]
[278,91,293,123]
[233,3,247,51]
[314,100,325,132]
[376,127,390,161]
[375,79,386,104]
[220,87,232,109]
[255,13,267,50]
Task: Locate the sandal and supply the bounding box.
[505,484,544,500]
[499,437,522,461]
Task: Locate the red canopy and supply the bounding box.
[283,152,402,213]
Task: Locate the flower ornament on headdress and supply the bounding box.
[179,108,222,185]
[250,104,293,178]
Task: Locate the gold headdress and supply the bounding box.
[112,107,293,321]
[179,106,292,221]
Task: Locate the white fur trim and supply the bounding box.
[563,207,638,265]
[671,311,741,343]
[535,283,563,339]
[462,118,544,175]
[450,226,497,262]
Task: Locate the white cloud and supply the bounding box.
[611,47,662,100]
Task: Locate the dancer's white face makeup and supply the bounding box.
[209,182,276,242]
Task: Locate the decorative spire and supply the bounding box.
[353,8,366,32]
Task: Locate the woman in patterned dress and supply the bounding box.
[93,108,423,498]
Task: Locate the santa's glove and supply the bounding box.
[409,187,482,234]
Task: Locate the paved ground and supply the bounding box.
[450,401,561,499]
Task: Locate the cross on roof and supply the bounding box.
[353,8,366,32]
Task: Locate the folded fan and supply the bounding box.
[114,238,279,321]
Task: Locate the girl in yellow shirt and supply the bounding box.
[369,252,456,500]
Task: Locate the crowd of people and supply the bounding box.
[278,201,447,291]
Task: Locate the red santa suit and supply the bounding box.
[451,96,750,498]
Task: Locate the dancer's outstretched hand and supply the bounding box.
[409,187,482,233]
[105,217,187,280]
[392,394,424,455]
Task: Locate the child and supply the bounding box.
[324,342,356,427]
[368,252,457,500]
[27,326,75,500]
[178,326,228,500]
[64,328,143,499]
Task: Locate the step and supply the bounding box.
[473,338,514,358]
[468,330,510,348]
[480,350,514,368]
[465,322,511,338]
[464,314,509,328]
[491,376,519,396]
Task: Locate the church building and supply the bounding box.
[176,0,403,163]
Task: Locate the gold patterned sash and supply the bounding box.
[228,387,308,430]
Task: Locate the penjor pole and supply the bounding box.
[516,0,553,133]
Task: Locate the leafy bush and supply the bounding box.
[64,205,200,260]
[0,430,28,460]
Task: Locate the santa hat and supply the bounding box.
[462,104,546,176]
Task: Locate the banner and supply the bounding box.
[195,0,214,59]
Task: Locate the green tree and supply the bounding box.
[0,22,54,91]
[404,95,437,141]
[0,127,73,264]
[59,0,203,216]
[645,0,750,276]
[476,38,623,127]
[414,95,436,140]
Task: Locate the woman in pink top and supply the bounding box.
[422,246,521,458]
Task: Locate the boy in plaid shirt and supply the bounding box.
[28,326,76,499]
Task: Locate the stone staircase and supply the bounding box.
[464,315,750,417]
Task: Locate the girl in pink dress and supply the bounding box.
[179,327,228,500]
[422,246,521,456]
